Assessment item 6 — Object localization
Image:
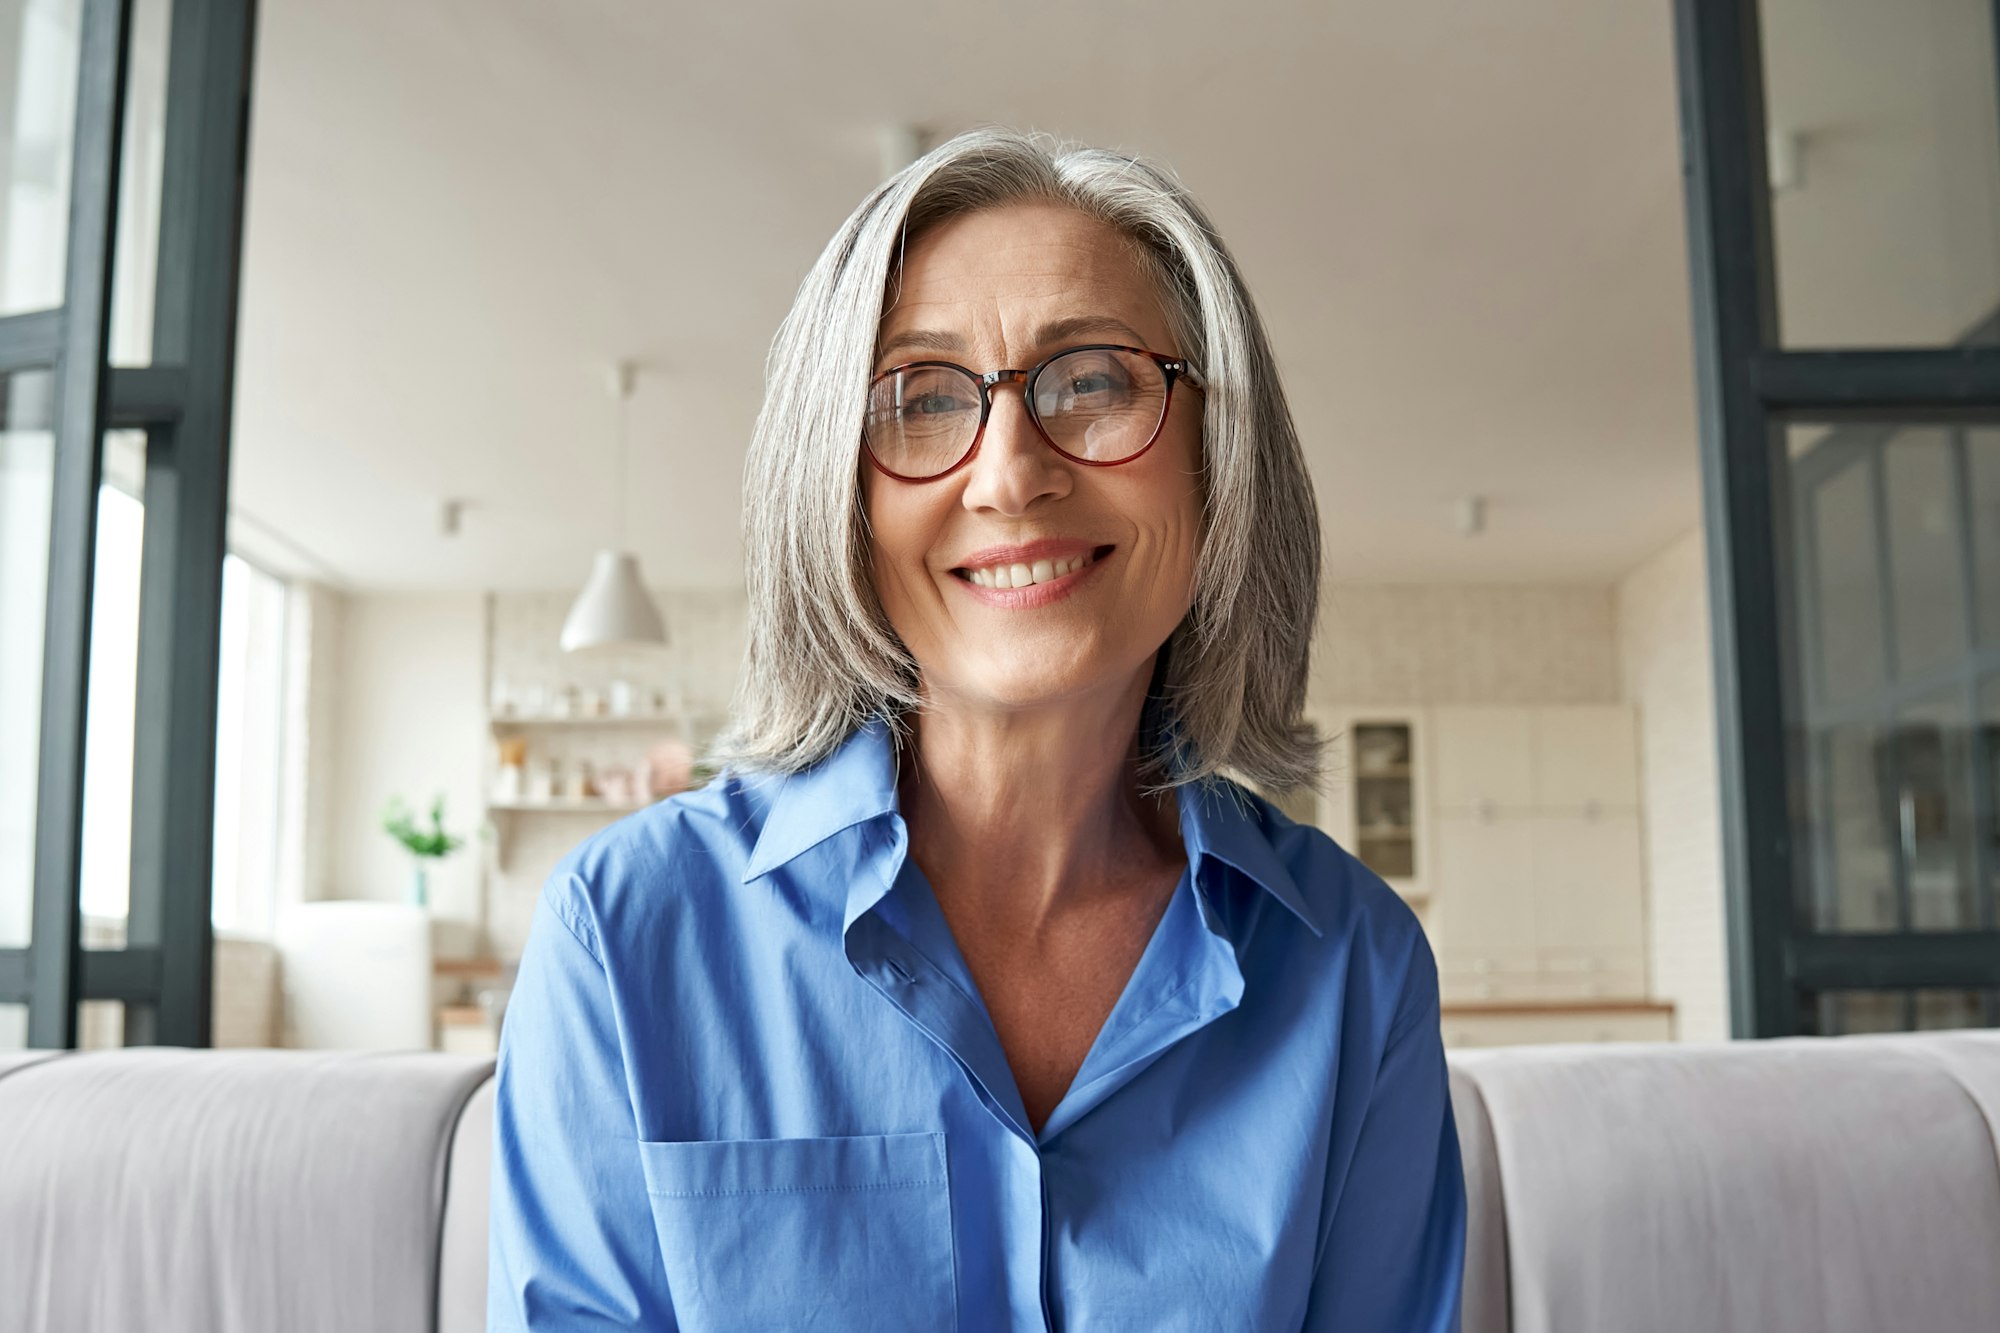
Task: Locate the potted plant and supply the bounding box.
[381,794,465,909]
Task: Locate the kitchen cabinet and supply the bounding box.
[1530,704,1641,810]
[1440,1002,1676,1049]
[1317,702,1653,1011]
[1301,705,1431,904]
[1430,707,1534,813]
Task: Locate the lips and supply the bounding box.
[948,541,1115,603]
[948,536,1112,580]
[959,548,1102,589]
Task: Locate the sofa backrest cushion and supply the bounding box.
[0,1047,493,1333]
[439,1075,495,1333]
[1448,1031,2000,1333]
[1448,1061,1511,1333]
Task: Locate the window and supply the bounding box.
[1678,0,2000,1034]
[210,552,290,938]
[77,462,141,946]
[76,458,294,946]
[0,0,257,1048]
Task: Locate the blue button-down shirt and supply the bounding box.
[488,718,1464,1331]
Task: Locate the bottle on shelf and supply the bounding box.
[493,737,527,802]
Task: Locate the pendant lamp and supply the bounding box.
[561,361,668,653]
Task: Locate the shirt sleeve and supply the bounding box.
[1298,933,1468,1333]
[487,874,678,1330]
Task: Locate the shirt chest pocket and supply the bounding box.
[638,1131,957,1332]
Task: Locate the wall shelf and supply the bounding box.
[435,956,510,978]
[487,798,652,814]
[484,797,668,869]
[488,713,685,730]
[484,792,648,868]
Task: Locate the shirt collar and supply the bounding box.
[1173,778,1326,939]
[741,718,1326,941]
[740,715,903,884]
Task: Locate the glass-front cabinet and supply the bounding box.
[1301,706,1432,905]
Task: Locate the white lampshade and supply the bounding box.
[560,549,667,652]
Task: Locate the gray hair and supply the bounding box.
[711,128,1322,794]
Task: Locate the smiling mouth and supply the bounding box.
[952,545,1114,590]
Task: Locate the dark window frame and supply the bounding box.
[1673,0,2000,1037]
[0,0,257,1048]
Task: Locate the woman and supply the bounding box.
[489,129,1465,1332]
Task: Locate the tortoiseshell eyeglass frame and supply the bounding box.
[862,343,1208,483]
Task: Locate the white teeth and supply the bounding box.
[963,550,1097,589]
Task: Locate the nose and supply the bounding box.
[957,381,1070,514]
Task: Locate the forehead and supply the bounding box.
[878,202,1171,353]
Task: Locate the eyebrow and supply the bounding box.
[874,314,1155,369]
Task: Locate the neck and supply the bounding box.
[897,663,1184,942]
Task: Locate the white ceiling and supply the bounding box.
[228,0,1707,592]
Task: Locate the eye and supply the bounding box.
[1037,349,1142,413]
[1066,371,1121,397]
[903,391,970,417]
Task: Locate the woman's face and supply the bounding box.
[864,202,1203,718]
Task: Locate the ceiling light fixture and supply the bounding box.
[560,360,668,653]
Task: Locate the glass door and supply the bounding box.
[0,0,257,1049]
[1674,0,2000,1035]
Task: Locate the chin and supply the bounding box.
[940,641,1140,713]
[957,667,1095,713]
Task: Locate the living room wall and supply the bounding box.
[1616,525,1730,1042]
[323,591,487,925]
[1314,583,1621,705]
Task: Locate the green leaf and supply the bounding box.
[381,792,463,859]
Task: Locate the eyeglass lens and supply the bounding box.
[865,347,1171,479]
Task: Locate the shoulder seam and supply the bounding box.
[541,874,606,967]
[1382,932,1439,1050]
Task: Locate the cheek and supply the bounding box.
[1139,429,1204,603]
[862,477,944,622]
[1158,496,1202,612]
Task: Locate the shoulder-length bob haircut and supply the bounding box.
[711,127,1323,795]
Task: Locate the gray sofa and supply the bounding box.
[1,1031,1996,1332]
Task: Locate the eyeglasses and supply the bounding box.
[862,343,1206,482]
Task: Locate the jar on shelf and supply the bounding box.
[494,737,528,801]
